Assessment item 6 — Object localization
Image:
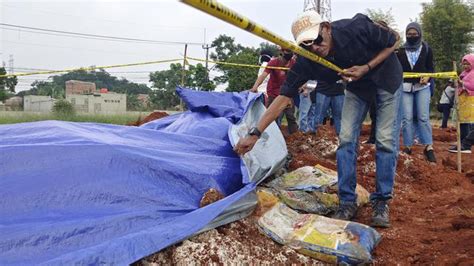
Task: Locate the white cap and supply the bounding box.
[291,10,323,45]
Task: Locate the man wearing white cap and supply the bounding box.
[235,11,403,228]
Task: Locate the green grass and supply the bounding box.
[0,112,145,125]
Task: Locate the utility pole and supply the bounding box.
[303,0,331,21]
[202,44,212,83]
[181,44,188,87]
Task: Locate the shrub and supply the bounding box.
[53,99,75,117]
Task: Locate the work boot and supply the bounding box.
[402,146,412,155]
[424,145,437,163]
[332,202,358,221]
[371,200,390,228]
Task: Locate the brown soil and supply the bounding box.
[199,188,225,208]
[127,111,169,126]
[138,122,474,265]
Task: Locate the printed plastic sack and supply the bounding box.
[277,190,338,215]
[255,188,280,217]
[459,94,474,123]
[268,165,338,191]
[268,164,370,214]
[258,203,381,264]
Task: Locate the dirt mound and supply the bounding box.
[127,111,169,126]
[138,217,321,265]
[140,124,474,265]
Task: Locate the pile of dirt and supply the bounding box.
[199,188,225,208]
[127,111,169,126]
[139,124,474,265]
[139,217,321,265]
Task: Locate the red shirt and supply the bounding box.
[264,57,296,98]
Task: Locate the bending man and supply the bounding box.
[236,11,403,228]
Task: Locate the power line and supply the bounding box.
[3,39,161,56]
[1,23,204,46]
[2,3,208,31]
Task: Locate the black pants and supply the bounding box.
[438,103,452,128]
[461,123,474,148]
[267,96,298,134]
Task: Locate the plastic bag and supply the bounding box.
[268,165,338,191]
[268,165,370,214]
[258,203,381,264]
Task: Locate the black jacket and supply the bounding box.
[397,42,434,84]
[280,14,402,103]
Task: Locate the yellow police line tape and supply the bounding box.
[188,56,458,79]
[181,0,459,80]
[187,56,290,70]
[0,58,183,78]
[403,71,458,79]
[0,55,459,80]
[180,0,344,74]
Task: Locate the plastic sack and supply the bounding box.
[277,190,338,215]
[268,165,338,191]
[258,203,381,264]
[269,165,370,214]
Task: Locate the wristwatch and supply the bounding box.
[248,127,262,138]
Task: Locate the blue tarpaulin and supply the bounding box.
[0,87,287,265]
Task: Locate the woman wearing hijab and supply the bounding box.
[448,54,474,153]
[397,22,436,162]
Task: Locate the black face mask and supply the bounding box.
[406,36,420,45]
[283,53,293,61]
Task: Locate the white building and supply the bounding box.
[66,93,126,114]
[23,95,55,112]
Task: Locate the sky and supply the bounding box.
[0,0,431,92]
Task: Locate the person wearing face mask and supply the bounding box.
[397,22,436,163]
[236,11,403,228]
[250,46,298,134]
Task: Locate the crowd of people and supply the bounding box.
[241,10,473,228]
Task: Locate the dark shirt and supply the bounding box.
[280,13,403,102]
[397,42,434,84]
[316,80,345,96]
[263,57,296,98]
[309,80,345,102]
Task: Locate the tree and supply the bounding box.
[210,34,260,92]
[30,80,64,98]
[365,8,398,31]
[421,0,473,105]
[148,62,216,110]
[421,0,473,72]
[0,67,18,99]
[126,94,144,111]
[149,63,183,110]
[225,48,260,92]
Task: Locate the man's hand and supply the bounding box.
[340,65,370,82]
[420,77,430,85]
[234,135,259,155]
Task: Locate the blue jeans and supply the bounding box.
[298,94,314,132]
[312,93,344,135]
[401,87,433,146]
[336,86,402,203]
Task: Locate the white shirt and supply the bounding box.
[439,85,456,104]
[257,62,270,94]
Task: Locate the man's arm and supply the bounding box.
[341,16,401,81]
[250,71,270,93]
[234,95,291,155]
[341,40,400,81]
